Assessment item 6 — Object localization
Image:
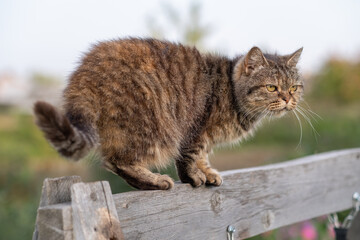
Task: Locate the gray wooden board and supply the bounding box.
[34,149,360,240]
[71,181,124,240]
[112,148,360,239]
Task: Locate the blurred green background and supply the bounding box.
[1,1,360,239]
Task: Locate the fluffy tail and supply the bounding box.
[33,101,98,160]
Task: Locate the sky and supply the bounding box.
[1,0,360,80]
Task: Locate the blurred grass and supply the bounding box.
[0,57,360,239]
[0,111,51,239]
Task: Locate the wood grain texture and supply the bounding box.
[36,203,73,240]
[40,176,82,206]
[33,176,81,240]
[71,181,124,240]
[112,148,360,239]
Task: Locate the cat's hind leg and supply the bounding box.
[99,120,175,190]
[104,161,174,190]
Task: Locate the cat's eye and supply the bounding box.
[266,85,277,92]
[289,85,298,92]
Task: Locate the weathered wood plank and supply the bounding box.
[112,148,360,239]
[33,176,81,240]
[37,203,73,240]
[39,176,82,206]
[71,181,124,240]
[35,149,360,239]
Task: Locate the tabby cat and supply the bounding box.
[34,38,303,190]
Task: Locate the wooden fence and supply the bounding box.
[33,148,360,240]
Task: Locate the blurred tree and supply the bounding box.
[146,1,212,50]
[311,58,360,104]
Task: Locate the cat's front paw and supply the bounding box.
[204,169,223,186]
[179,167,207,187]
[155,174,174,190]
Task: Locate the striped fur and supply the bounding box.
[34,101,98,160]
[34,38,303,190]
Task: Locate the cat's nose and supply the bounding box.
[281,95,290,103]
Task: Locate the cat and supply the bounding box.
[34,38,303,190]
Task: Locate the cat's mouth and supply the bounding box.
[268,103,297,112]
[268,101,297,112]
[269,105,296,116]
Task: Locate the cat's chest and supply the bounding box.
[205,115,261,147]
[205,119,245,145]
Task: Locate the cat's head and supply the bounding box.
[232,47,303,119]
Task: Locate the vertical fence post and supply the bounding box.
[33,175,82,240]
[71,181,124,240]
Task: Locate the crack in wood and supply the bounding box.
[101,181,116,240]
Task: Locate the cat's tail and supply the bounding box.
[33,101,98,161]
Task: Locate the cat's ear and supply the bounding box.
[286,47,303,67]
[243,47,269,75]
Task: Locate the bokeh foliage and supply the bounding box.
[311,58,360,103]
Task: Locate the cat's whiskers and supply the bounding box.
[263,109,270,122]
[248,106,267,123]
[267,111,274,122]
[255,108,271,126]
[240,105,266,125]
[292,110,303,149]
[295,107,319,134]
[307,108,322,120]
[297,105,322,123]
[239,108,256,125]
[261,108,270,118]
[297,106,317,124]
[294,108,320,139]
[300,100,323,120]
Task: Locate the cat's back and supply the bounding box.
[68,38,209,96]
[80,38,204,75]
